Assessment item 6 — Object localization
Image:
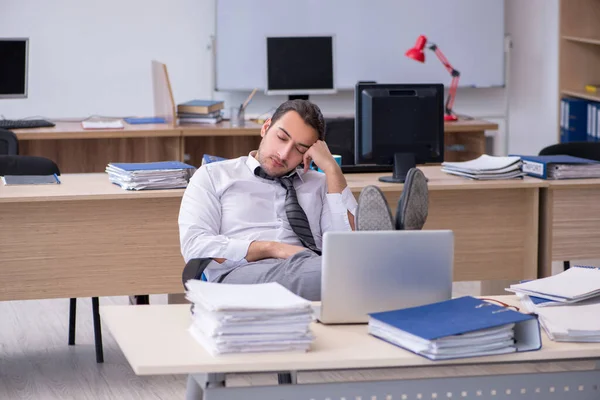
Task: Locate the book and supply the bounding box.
[123,117,166,125]
[516,155,600,179]
[368,296,541,360]
[177,110,222,119]
[177,100,224,115]
[2,174,61,185]
[177,116,223,125]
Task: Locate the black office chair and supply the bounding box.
[539,142,600,272]
[539,142,600,161]
[0,129,19,155]
[0,155,61,176]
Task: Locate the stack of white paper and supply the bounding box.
[507,266,600,304]
[185,281,315,355]
[519,294,600,342]
[442,155,525,180]
[509,266,600,342]
[105,161,196,190]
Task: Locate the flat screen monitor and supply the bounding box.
[266,36,335,99]
[354,83,444,183]
[0,38,28,98]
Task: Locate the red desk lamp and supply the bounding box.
[406,35,460,121]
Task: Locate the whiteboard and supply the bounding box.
[215,0,505,91]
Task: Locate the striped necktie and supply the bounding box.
[254,166,321,255]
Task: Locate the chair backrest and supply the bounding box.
[539,142,600,161]
[0,129,19,155]
[0,155,61,176]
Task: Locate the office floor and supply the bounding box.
[0,295,187,400]
[0,276,568,400]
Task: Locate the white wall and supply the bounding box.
[505,0,559,155]
[1,0,558,155]
[0,0,214,119]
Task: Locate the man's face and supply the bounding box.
[256,110,318,177]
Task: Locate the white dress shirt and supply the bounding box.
[178,153,358,281]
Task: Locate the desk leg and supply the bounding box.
[278,371,297,384]
[186,375,203,400]
[188,373,226,400]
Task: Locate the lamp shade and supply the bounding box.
[405,35,427,63]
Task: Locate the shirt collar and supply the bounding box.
[247,151,305,183]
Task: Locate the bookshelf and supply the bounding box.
[559,0,600,138]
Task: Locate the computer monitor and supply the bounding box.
[0,38,28,98]
[354,83,444,183]
[266,36,336,100]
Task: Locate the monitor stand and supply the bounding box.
[379,153,416,183]
[289,94,309,101]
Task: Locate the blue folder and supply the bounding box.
[108,161,196,171]
[515,155,600,179]
[369,296,541,360]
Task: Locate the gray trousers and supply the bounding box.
[220,250,322,301]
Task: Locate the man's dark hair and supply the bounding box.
[270,99,326,141]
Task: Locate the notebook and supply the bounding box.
[2,174,61,185]
[368,296,541,360]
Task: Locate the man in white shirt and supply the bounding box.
[179,100,428,300]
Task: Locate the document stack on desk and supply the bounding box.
[185,281,315,356]
[441,155,525,180]
[508,266,600,342]
[507,266,600,304]
[368,296,541,360]
[516,155,600,180]
[177,100,224,125]
[105,161,196,190]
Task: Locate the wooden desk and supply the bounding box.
[0,174,185,301]
[539,178,600,277]
[100,296,600,400]
[347,167,545,282]
[15,122,182,173]
[0,167,542,301]
[13,119,497,173]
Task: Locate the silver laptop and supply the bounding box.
[317,230,454,324]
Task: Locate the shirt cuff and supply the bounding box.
[223,238,253,261]
[326,186,358,215]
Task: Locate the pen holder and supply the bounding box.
[230,106,245,127]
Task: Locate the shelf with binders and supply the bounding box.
[558,0,600,141]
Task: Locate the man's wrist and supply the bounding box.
[321,160,342,176]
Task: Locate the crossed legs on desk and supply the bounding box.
[356,168,429,231]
